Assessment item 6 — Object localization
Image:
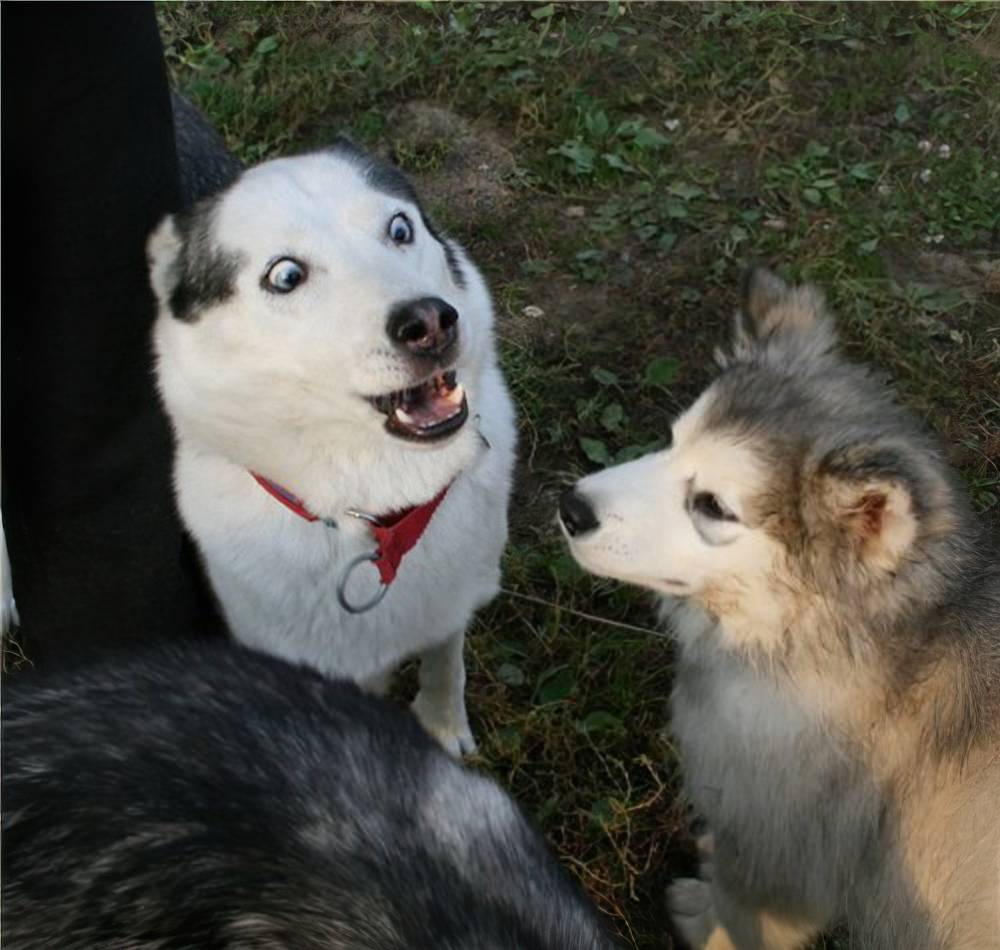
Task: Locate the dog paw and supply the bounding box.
[435,727,478,758]
[667,877,717,950]
[419,720,478,758]
[410,693,478,757]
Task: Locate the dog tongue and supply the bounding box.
[395,382,465,430]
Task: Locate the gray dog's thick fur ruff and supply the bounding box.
[667,272,1000,949]
[563,268,1000,949]
[2,643,619,950]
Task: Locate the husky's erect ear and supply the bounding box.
[826,477,917,573]
[807,448,919,575]
[147,214,182,309]
[730,268,837,363]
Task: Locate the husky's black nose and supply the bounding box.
[559,489,600,537]
[388,297,459,360]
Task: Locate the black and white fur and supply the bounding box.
[2,642,618,950]
[149,139,516,755]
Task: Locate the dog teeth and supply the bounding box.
[374,372,462,426]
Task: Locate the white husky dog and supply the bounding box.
[149,139,516,755]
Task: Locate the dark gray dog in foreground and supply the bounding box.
[561,269,1000,949]
[3,643,618,950]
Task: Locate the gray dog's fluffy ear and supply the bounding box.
[724,268,837,366]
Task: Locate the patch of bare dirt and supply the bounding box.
[387,101,518,223]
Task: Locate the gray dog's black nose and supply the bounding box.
[387,297,458,359]
[559,489,600,537]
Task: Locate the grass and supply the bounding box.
[157,3,999,946]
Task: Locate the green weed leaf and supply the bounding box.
[615,440,664,463]
[804,141,831,160]
[551,140,596,175]
[536,666,577,704]
[645,356,681,387]
[657,232,678,251]
[531,3,556,18]
[496,639,527,659]
[498,663,526,687]
[255,35,279,56]
[548,554,581,584]
[601,402,625,431]
[591,367,619,386]
[590,798,615,829]
[632,127,670,150]
[602,152,635,173]
[577,710,625,734]
[580,437,612,466]
[669,182,705,201]
[586,110,610,139]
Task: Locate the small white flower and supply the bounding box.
[877,184,892,196]
[924,234,944,244]
[664,119,681,132]
[919,168,932,184]
[937,143,951,159]
[522,305,545,318]
[963,112,971,120]
[918,139,933,154]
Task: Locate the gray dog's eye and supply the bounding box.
[692,491,737,522]
[263,258,307,294]
[388,212,414,245]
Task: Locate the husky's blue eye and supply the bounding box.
[264,258,307,294]
[388,213,414,245]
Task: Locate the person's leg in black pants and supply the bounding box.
[2,3,222,666]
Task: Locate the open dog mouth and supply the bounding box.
[368,370,469,441]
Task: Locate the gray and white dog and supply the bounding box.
[2,642,618,950]
[560,270,1000,949]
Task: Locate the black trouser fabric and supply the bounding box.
[2,3,223,665]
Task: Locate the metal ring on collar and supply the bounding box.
[335,550,388,614]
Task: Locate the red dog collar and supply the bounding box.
[250,471,449,590]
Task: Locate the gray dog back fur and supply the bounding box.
[3,643,619,950]
[171,90,243,205]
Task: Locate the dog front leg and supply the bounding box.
[411,630,476,757]
[669,843,821,950]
